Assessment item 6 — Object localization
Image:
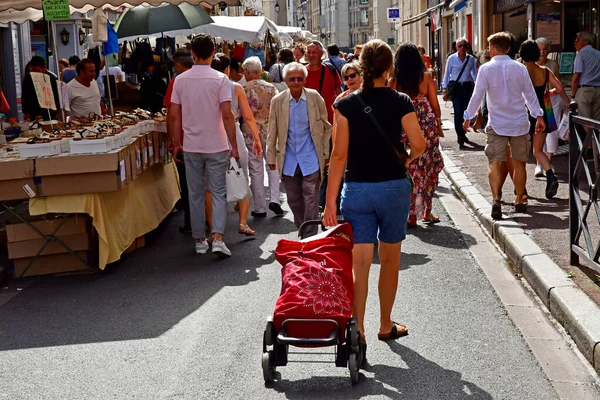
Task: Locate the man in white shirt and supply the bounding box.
[66,59,104,118]
[463,32,545,220]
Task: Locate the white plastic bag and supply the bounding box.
[556,114,569,140]
[226,157,248,202]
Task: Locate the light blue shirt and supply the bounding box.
[442,53,478,88]
[283,90,319,177]
[574,45,600,87]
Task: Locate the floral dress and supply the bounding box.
[242,79,278,148]
[402,94,444,218]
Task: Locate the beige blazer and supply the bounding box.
[266,88,332,177]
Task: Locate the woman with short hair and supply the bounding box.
[519,40,569,199]
[242,56,282,217]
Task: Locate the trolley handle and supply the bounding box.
[298,219,344,240]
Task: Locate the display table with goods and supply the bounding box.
[0,110,180,278]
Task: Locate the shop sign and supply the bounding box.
[494,0,524,14]
[536,13,561,46]
[30,72,56,111]
[387,8,400,23]
[43,0,71,21]
[559,53,575,75]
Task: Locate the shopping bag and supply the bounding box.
[556,114,569,140]
[544,92,558,132]
[226,157,248,202]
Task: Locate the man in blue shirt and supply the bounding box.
[572,31,600,121]
[326,43,346,76]
[442,37,478,148]
[266,62,332,237]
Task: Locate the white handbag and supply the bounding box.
[226,157,248,202]
[556,114,569,140]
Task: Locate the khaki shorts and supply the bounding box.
[484,126,531,163]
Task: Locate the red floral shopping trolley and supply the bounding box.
[262,221,363,384]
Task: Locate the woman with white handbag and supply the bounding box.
[212,54,263,236]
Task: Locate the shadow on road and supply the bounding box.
[0,206,297,351]
[410,224,475,250]
[269,342,492,399]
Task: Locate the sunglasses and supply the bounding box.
[343,72,358,81]
[286,77,305,83]
[457,43,466,48]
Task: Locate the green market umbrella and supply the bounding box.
[114,3,214,40]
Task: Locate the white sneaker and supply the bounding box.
[195,239,209,255]
[212,240,231,257]
[534,165,544,178]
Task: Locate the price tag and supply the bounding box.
[136,149,141,169]
[119,160,126,182]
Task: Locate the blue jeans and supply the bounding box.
[340,179,411,244]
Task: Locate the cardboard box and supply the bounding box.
[36,147,130,196]
[145,133,156,167]
[7,232,90,259]
[123,235,145,254]
[6,215,88,243]
[0,158,36,201]
[129,138,143,178]
[140,135,149,171]
[12,251,89,277]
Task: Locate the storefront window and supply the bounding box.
[564,1,590,52]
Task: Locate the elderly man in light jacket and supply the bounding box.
[267,62,332,237]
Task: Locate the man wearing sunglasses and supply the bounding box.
[442,37,478,148]
[266,62,332,237]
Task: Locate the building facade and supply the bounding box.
[349,0,373,47]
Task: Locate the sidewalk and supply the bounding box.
[437,95,600,373]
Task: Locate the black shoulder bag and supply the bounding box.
[354,92,414,190]
[447,55,471,101]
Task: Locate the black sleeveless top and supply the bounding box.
[529,68,549,134]
[333,87,415,183]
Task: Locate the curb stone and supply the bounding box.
[441,150,600,374]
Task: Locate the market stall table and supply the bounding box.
[29,162,179,270]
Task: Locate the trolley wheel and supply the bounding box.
[348,318,359,353]
[265,320,276,346]
[262,351,276,383]
[348,353,359,384]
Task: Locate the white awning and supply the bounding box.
[192,16,291,45]
[0,1,239,14]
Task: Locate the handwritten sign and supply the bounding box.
[30,72,56,111]
[42,0,70,21]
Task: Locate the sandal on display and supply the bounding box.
[238,224,256,236]
[377,322,409,341]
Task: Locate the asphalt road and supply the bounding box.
[0,188,564,400]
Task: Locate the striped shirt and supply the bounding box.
[574,45,600,87]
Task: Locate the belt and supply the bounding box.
[579,85,600,88]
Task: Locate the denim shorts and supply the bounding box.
[340,179,411,244]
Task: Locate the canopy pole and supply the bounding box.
[50,21,65,122]
[103,44,114,116]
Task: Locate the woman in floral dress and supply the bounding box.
[389,43,444,226]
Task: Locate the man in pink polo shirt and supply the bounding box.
[168,34,239,257]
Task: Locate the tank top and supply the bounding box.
[529,68,549,134]
[230,81,239,120]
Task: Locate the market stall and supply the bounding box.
[193,16,292,45]
[0,112,180,278]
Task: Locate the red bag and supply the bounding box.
[273,223,354,341]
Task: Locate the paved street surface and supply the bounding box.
[3,175,597,399]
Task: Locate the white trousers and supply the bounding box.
[246,141,280,213]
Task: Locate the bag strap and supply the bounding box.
[319,65,326,94]
[455,55,470,83]
[354,91,408,164]
[278,63,283,82]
